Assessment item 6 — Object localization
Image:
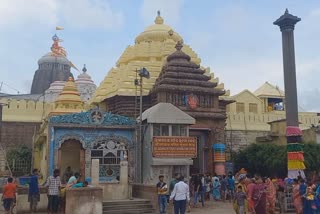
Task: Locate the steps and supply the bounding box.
[103,198,155,214]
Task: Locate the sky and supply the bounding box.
[0,0,320,111]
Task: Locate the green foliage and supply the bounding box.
[233,143,320,178]
[6,145,32,177]
[233,144,287,178]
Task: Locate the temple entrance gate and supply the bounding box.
[58,140,85,179]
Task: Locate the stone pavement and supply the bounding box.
[168,200,235,214]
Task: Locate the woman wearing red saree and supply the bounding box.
[253,176,267,214]
[292,179,302,214]
[266,178,276,214]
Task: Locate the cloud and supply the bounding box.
[0,0,58,28]
[0,0,124,30]
[57,0,124,30]
[140,0,184,25]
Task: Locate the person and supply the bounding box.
[246,178,255,214]
[292,179,302,214]
[170,173,181,195]
[2,177,17,214]
[276,178,285,214]
[193,175,204,207]
[156,175,168,214]
[29,169,40,213]
[204,173,212,200]
[220,175,228,202]
[63,166,73,184]
[66,172,80,188]
[46,169,61,213]
[72,180,89,188]
[266,178,276,214]
[253,175,267,214]
[212,178,221,200]
[303,181,314,214]
[170,176,190,214]
[228,174,235,202]
[234,185,246,214]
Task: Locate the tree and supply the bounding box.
[6,145,32,177]
[233,143,320,178]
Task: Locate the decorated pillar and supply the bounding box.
[213,143,226,175]
[274,9,305,178]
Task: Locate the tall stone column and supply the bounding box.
[273,9,300,127]
[274,9,305,179]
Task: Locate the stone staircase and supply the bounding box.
[103,198,155,214]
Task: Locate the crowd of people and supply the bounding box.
[157,170,320,214]
[1,166,88,214]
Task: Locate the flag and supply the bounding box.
[56,26,64,30]
[70,62,79,71]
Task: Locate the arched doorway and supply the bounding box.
[58,140,85,183]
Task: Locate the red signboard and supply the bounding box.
[152,136,197,158]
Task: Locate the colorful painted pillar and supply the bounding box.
[287,127,305,178]
[274,10,305,178]
[213,143,226,175]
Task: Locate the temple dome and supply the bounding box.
[135,11,182,43]
[55,77,83,104]
[75,65,97,102]
[38,53,70,65]
[75,65,95,85]
[44,81,66,103]
[92,12,226,104]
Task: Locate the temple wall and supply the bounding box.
[0,98,53,122]
[225,130,270,152]
[226,112,320,131]
[1,121,41,149]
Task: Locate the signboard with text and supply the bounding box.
[152,136,197,158]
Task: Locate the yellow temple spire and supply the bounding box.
[51,77,84,115]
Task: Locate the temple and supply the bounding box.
[31,34,74,94]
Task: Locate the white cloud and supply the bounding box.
[0,0,58,27]
[57,0,124,30]
[0,0,124,30]
[140,0,184,25]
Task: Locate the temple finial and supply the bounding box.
[82,64,87,73]
[154,10,164,24]
[285,8,289,14]
[175,40,183,51]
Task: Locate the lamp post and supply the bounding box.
[134,68,150,183]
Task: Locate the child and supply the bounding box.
[2,177,17,214]
[234,185,246,214]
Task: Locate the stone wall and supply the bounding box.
[0,186,48,213]
[225,130,270,152]
[66,187,103,214]
[1,121,41,149]
[100,183,130,200]
[132,183,159,211]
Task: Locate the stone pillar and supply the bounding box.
[273,9,301,127]
[274,9,305,179]
[120,160,128,185]
[91,159,99,186]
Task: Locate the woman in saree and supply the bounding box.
[246,178,256,214]
[253,175,267,214]
[292,179,302,214]
[212,178,221,200]
[266,178,276,214]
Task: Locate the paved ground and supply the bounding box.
[168,200,235,214]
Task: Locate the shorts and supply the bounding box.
[3,198,13,211]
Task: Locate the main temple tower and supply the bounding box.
[31,34,74,94]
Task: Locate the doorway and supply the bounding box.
[58,140,85,182]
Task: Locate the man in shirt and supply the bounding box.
[29,169,40,213]
[170,176,190,214]
[2,177,17,214]
[156,175,168,214]
[46,169,61,213]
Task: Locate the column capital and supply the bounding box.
[274,8,301,31]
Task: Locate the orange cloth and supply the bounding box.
[3,183,17,199]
